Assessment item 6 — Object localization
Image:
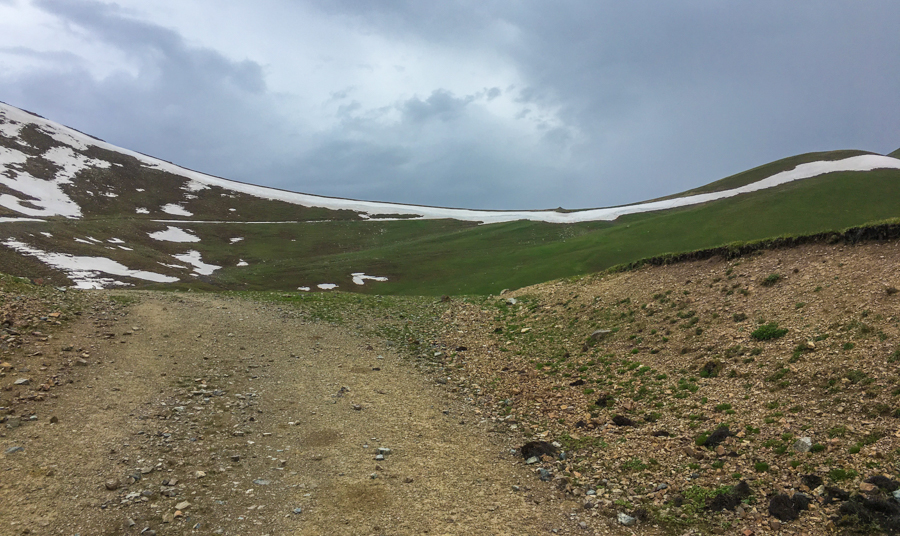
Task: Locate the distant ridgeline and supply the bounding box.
[1,101,900,293]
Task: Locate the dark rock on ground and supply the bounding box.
[825,486,850,505]
[612,415,635,427]
[865,475,900,492]
[837,495,900,534]
[520,441,558,460]
[768,493,808,522]
[568,379,585,387]
[701,360,722,377]
[595,394,613,408]
[708,480,751,511]
[651,430,670,437]
[801,474,823,489]
[703,426,732,448]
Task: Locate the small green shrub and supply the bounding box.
[754,462,769,472]
[760,274,782,287]
[751,322,788,341]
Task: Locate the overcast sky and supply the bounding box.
[1,1,898,210]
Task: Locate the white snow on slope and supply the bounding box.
[3,102,900,224]
[173,250,220,275]
[161,203,193,216]
[236,259,248,267]
[229,237,244,243]
[317,283,337,290]
[2,239,179,288]
[42,146,110,180]
[148,226,200,243]
[352,273,388,285]
[135,207,149,214]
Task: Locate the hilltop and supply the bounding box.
[2,101,900,294]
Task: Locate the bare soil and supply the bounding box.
[0,291,607,535]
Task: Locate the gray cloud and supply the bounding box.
[2,1,899,210]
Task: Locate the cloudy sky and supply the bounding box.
[1,1,898,210]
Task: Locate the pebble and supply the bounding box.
[525,456,539,465]
[175,501,191,510]
[794,437,813,453]
[105,479,120,490]
[538,468,551,481]
[253,479,271,486]
[617,512,637,526]
[375,454,384,461]
[293,507,303,514]
[13,378,29,385]
[4,446,24,454]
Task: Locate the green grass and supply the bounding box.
[4,150,900,294]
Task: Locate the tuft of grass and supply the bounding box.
[760,273,782,287]
[751,322,788,341]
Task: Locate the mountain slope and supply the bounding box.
[1,101,900,293]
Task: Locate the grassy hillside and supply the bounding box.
[890,147,900,159]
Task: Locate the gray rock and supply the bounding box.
[375,454,384,461]
[617,512,637,526]
[590,329,612,341]
[586,489,596,496]
[538,468,552,481]
[525,456,539,465]
[13,378,29,385]
[293,507,303,514]
[4,446,24,454]
[5,417,20,429]
[253,479,270,486]
[794,437,813,453]
[893,489,900,501]
[376,447,391,455]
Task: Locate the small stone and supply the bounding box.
[352,404,362,411]
[293,507,303,514]
[175,501,191,510]
[375,454,384,461]
[715,445,726,456]
[617,512,637,526]
[105,479,120,490]
[125,518,136,528]
[49,416,58,424]
[538,468,552,481]
[377,447,391,455]
[859,482,877,493]
[794,437,813,453]
[13,378,29,385]
[5,417,20,429]
[253,479,270,486]
[194,470,206,478]
[4,446,23,454]
[173,510,184,519]
[525,456,539,465]
[75,358,88,366]
[230,455,240,462]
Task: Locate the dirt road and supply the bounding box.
[1,292,601,535]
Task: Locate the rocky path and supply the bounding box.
[0,291,608,535]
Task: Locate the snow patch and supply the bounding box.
[0,217,46,223]
[351,273,389,285]
[148,226,200,243]
[42,146,110,181]
[74,238,92,245]
[297,286,310,292]
[136,188,145,192]
[103,192,118,198]
[236,259,248,267]
[118,246,133,251]
[160,203,193,217]
[0,119,23,139]
[317,283,337,290]
[172,250,221,276]
[135,207,149,214]
[107,238,125,244]
[229,237,244,243]
[40,232,52,237]
[2,239,179,288]
[183,180,209,192]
